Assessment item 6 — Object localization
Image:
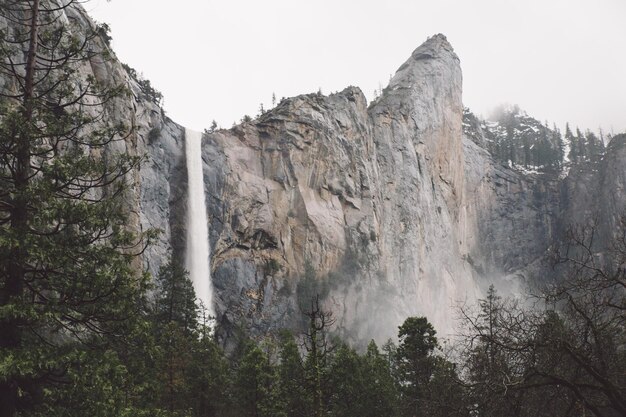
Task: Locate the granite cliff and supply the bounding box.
[172,35,624,344]
[4,4,624,345]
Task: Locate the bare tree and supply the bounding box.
[458,220,626,417]
[301,295,335,417]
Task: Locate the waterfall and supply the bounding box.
[185,128,215,319]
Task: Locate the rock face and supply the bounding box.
[120,32,626,345]
[189,36,626,344]
[196,35,483,343]
[4,4,624,346]
[560,134,626,249]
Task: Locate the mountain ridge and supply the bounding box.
[139,32,625,346]
[4,2,622,345]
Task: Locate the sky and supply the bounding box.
[88,0,626,135]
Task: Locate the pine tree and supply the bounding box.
[234,342,282,417]
[584,130,604,161]
[327,344,366,417]
[552,124,564,167]
[151,259,198,415]
[153,259,198,334]
[396,317,438,417]
[565,123,577,162]
[188,330,230,417]
[575,127,587,161]
[420,357,468,417]
[0,2,151,415]
[277,330,309,417]
[362,340,399,417]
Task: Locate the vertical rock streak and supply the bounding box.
[185,128,214,318]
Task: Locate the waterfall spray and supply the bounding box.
[185,128,215,319]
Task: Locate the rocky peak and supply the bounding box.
[264,86,368,123]
[371,33,464,215]
[389,33,459,89]
[409,33,457,64]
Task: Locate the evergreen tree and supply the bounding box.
[153,259,198,335]
[110,310,163,415]
[151,258,231,417]
[277,331,308,417]
[483,106,565,170]
[156,322,196,416]
[382,338,398,369]
[326,344,366,417]
[362,340,399,417]
[324,339,400,417]
[552,124,564,167]
[151,259,198,416]
[188,329,230,417]
[234,342,282,417]
[575,127,587,161]
[396,317,438,417]
[0,1,151,415]
[565,123,577,162]
[421,358,469,417]
[584,130,604,161]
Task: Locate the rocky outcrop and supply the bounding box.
[193,35,626,345]
[194,35,512,343]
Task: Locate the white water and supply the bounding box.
[185,128,215,318]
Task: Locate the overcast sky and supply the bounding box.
[88,0,626,135]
